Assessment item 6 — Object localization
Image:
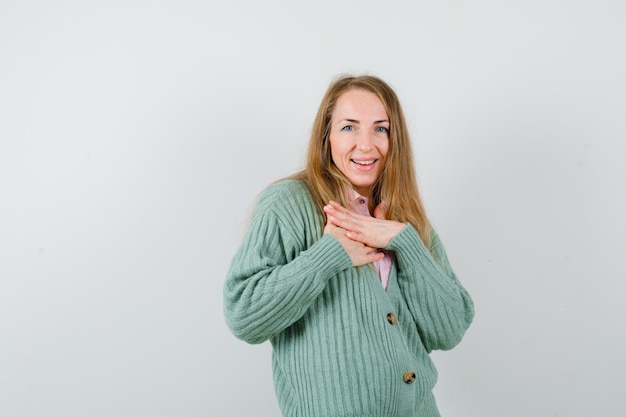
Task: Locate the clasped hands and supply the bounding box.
[323,200,406,267]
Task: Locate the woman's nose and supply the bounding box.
[356,131,374,151]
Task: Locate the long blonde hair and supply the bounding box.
[291,74,431,249]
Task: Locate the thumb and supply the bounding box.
[373,202,386,219]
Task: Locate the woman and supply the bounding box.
[224,75,474,417]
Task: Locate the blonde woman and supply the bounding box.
[224,75,474,417]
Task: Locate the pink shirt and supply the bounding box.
[347,192,394,290]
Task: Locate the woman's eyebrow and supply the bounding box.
[339,119,389,123]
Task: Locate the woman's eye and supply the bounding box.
[376,126,389,134]
[341,125,354,132]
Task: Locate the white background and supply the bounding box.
[2,0,625,416]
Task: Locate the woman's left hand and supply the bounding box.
[323,200,406,249]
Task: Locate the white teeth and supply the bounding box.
[352,160,375,165]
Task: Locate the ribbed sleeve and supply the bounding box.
[387,224,475,352]
[223,181,353,344]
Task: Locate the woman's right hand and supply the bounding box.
[324,219,384,267]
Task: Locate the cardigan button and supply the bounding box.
[403,371,416,384]
[387,313,397,325]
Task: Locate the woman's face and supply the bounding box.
[329,89,390,197]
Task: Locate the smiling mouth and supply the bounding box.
[351,159,377,165]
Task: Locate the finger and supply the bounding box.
[326,212,357,233]
[327,215,341,228]
[328,200,345,210]
[326,201,369,224]
[365,250,385,264]
[327,201,354,216]
[373,202,386,219]
[345,230,368,244]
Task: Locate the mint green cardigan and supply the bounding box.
[224,180,474,417]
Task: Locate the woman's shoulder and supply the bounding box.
[255,179,315,214]
[258,179,311,203]
[263,178,310,197]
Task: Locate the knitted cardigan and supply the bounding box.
[224,180,474,417]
